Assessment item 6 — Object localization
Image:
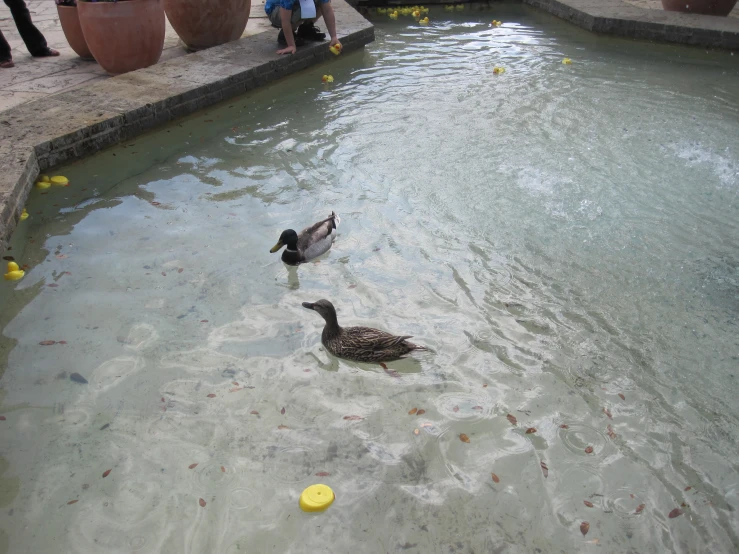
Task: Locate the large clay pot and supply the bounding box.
[163,0,251,51]
[661,0,738,16]
[57,5,94,60]
[78,0,166,75]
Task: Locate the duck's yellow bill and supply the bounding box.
[270,241,284,253]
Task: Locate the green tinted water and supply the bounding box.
[1,3,739,552]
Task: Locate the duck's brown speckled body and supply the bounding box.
[302,299,427,363]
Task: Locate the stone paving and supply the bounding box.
[0,0,274,112]
[623,0,739,19]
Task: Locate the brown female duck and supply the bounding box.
[302,299,427,363]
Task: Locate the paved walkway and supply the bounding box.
[0,0,273,113]
[623,0,739,19]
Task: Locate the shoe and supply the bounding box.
[296,23,326,41]
[277,29,305,47]
[31,47,60,58]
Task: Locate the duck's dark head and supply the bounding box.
[302,299,338,323]
[270,229,299,253]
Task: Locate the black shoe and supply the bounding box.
[277,29,305,47]
[296,23,326,41]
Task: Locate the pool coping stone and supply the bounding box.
[0,0,373,252]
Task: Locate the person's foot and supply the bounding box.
[297,23,326,41]
[277,29,304,47]
[31,47,60,58]
[0,58,14,68]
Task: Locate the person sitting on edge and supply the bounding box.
[1,0,60,69]
[265,0,341,56]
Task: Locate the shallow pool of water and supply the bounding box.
[1,3,739,553]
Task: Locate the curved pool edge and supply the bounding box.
[0,0,374,253]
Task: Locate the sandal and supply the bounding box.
[277,29,305,47]
[0,59,14,69]
[31,47,60,58]
[296,23,326,41]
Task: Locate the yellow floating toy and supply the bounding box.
[419,17,429,25]
[20,208,29,221]
[377,7,387,13]
[329,43,342,56]
[299,484,335,513]
[4,262,25,281]
[399,7,411,16]
[322,75,334,83]
[420,6,429,13]
[50,176,69,186]
[412,9,421,18]
[444,5,454,11]
[389,10,398,19]
[39,175,50,183]
[492,20,502,27]
[493,66,505,74]
[35,180,51,190]
[562,58,572,65]
[455,4,464,10]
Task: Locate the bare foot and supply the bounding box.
[32,48,60,58]
[0,59,14,68]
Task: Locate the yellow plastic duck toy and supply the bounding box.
[20,208,29,221]
[419,16,429,25]
[322,75,334,83]
[4,262,25,281]
[492,20,502,27]
[493,66,505,74]
[412,9,421,18]
[35,180,51,190]
[420,6,429,13]
[377,7,387,13]
[389,10,399,19]
[444,4,454,11]
[562,58,572,64]
[400,7,412,16]
[329,43,342,55]
[50,176,69,186]
[455,3,464,10]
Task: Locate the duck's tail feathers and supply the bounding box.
[330,211,341,229]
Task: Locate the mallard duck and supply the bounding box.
[302,299,427,363]
[270,212,340,265]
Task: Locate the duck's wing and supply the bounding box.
[297,212,339,260]
[343,327,414,349]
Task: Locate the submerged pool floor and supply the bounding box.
[1,4,738,553]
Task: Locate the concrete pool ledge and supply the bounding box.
[523,0,739,48]
[0,0,373,252]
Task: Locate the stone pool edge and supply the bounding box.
[0,0,373,252]
[522,0,739,49]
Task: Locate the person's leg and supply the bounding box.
[1,29,15,66]
[296,0,326,41]
[273,7,305,47]
[4,0,58,57]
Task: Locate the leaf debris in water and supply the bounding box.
[453,405,460,413]
[585,446,594,454]
[560,424,569,429]
[459,433,470,443]
[281,407,286,415]
[278,425,289,430]
[540,461,549,478]
[635,504,645,514]
[525,427,537,434]
[199,498,206,507]
[343,415,364,421]
[684,486,692,492]
[580,521,590,536]
[618,393,625,401]
[99,423,110,431]
[417,409,426,416]
[250,410,259,415]
[189,463,198,469]
[102,469,111,478]
[408,408,418,415]
[316,472,330,477]
[67,499,78,505]
[584,500,594,508]
[39,340,56,346]
[491,473,500,483]
[221,466,225,473]
[603,408,613,419]
[207,394,216,398]
[413,428,420,436]
[506,414,517,425]
[668,508,683,519]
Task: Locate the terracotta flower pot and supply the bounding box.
[163,0,251,51]
[57,5,94,60]
[78,0,166,75]
[661,0,738,16]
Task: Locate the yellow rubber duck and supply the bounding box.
[492,20,502,27]
[493,66,505,74]
[39,175,50,183]
[455,4,464,10]
[20,208,29,221]
[389,10,399,19]
[444,5,454,11]
[322,75,334,83]
[400,7,412,16]
[377,7,387,14]
[329,43,342,55]
[562,58,572,65]
[420,6,429,13]
[419,17,429,25]
[4,262,25,281]
[50,176,69,186]
[35,180,51,190]
[412,9,421,18]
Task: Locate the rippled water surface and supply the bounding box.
[2,4,739,553]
